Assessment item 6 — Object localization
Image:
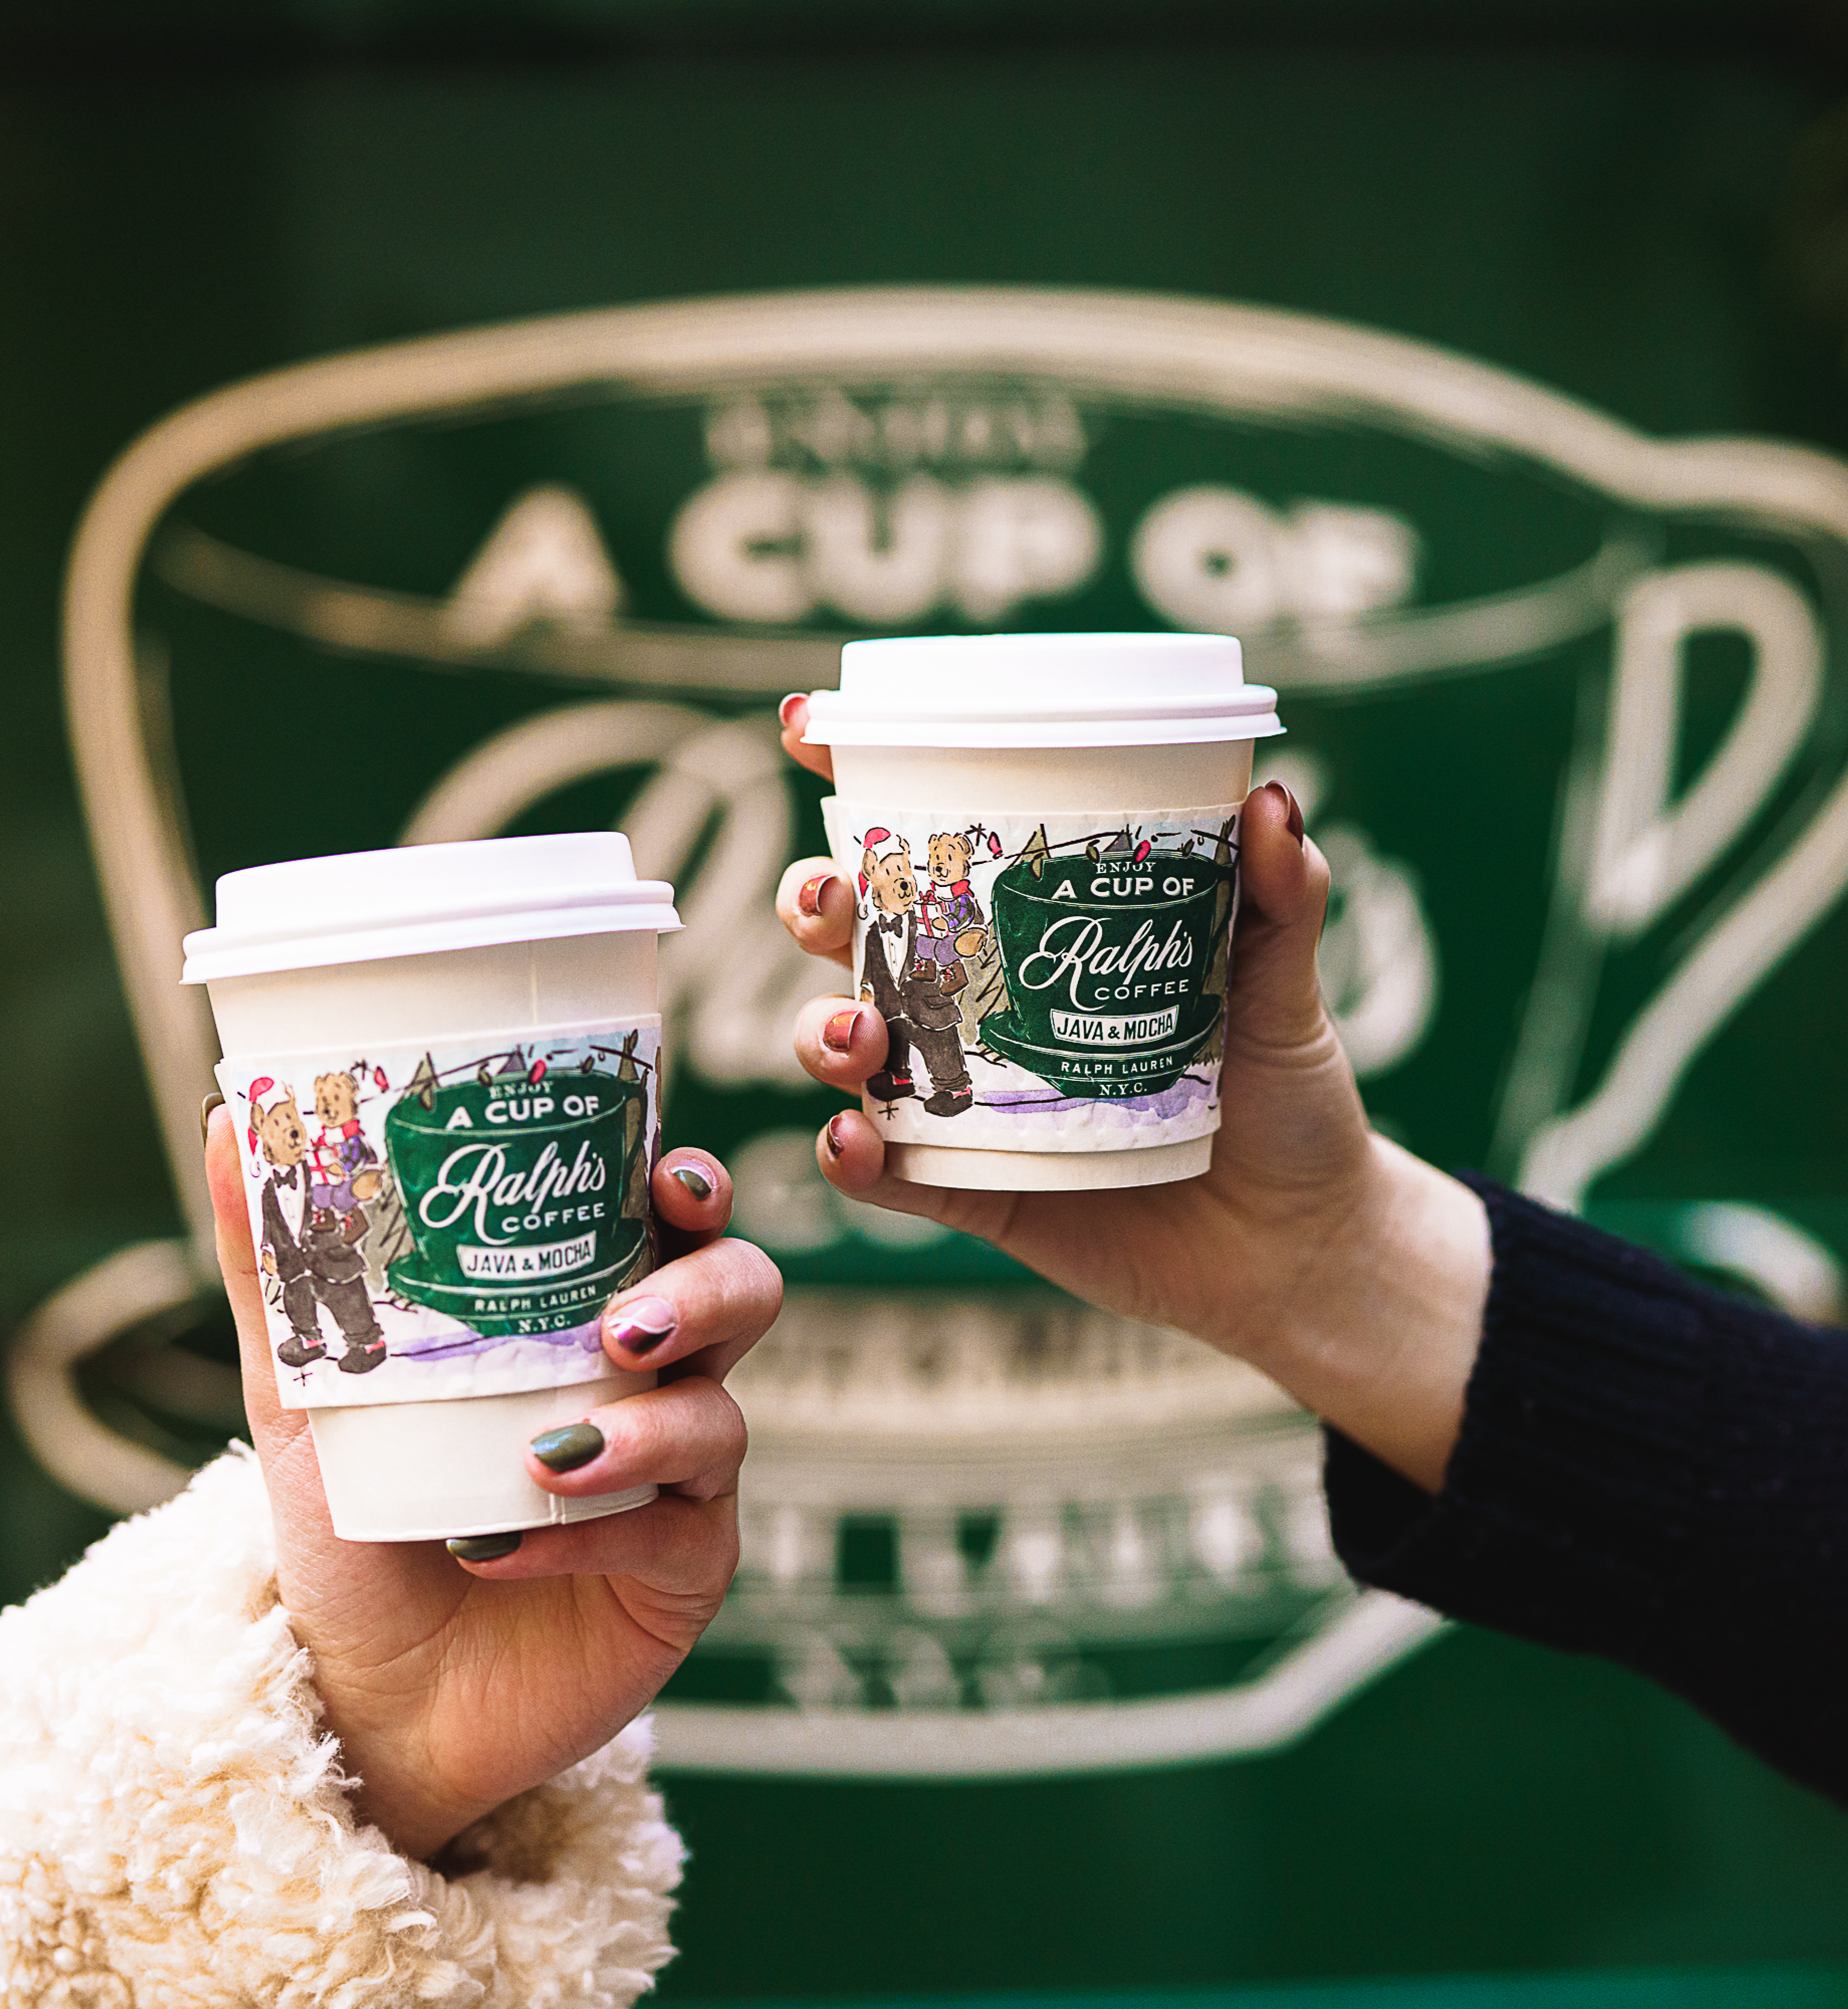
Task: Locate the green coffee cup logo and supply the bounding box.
[983,823,1237,1099]
[385,1063,648,1336]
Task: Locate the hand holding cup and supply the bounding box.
[779,688,1491,1500]
[208,1104,778,1863]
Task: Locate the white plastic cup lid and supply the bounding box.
[181,833,681,984]
[802,632,1283,749]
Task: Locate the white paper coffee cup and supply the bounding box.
[182,833,682,1542]
[804,634,1283,1192]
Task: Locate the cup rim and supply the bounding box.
[805,713,1284,749]
[803,631,1281,748]
[181,833,680,984]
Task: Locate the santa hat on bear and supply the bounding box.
[855,827,897,899]
[243,1076,295,1156]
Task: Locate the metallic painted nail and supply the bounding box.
[199,1090,225,1147]
[606,1295,677,1356]
[447,1531,522,1561]
[1264,779,1305,844]
[797,872,837,918]
[824,1112,849,1159]
[777,692,805,727]
[670,1161,715,1202]
[530,1421,606,1473]
[823,1008,862,1053]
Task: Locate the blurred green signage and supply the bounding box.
[9,26,1848,1994]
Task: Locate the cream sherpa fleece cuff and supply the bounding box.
[0,1444,683,2008]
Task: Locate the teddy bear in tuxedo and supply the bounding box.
[857,836,974,1119]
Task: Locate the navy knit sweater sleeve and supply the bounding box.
[1323,1174,1848,1805]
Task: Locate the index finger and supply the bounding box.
[204,1101,321,1508]
[777,856,855,968]
[602,1233,784,1386]
[777,692,835,783]
[205,1101,281,1432]
[652,1147,735,1257]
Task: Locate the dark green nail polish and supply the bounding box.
[530,1421,605,1473]
[670,1163,714,1202]
[446,1531,522,1561]
[200,1090,225,1147]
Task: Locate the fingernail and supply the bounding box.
[778,692,805,728]
[530,1421,606,1473]
[670,1161,715,1202]
[447,1531,522,1561]
[797,872,837,918]
[823,1007,862,1053]
[823,1112,849,1160]
[606,1295,677,1356]
[199,1090,225,1147]
[1264,779,1304,844]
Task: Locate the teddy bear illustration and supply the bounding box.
[857,833,973,1118]
[309,1069,382,1220]
[915,830,991,1000]
[252,1085,387,1374]
[295,1205,387,1374]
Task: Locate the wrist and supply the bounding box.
[1245,1134,1490,1493]
[344,1747,497,1863]
[301,1662,498,1862]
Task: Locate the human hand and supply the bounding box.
[206,1106,779,1861]
[776,693,1487,1492]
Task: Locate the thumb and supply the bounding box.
[204,1102,295,1456]
[1226,781,1333,1054]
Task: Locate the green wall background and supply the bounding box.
[6,7,1848,1995]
